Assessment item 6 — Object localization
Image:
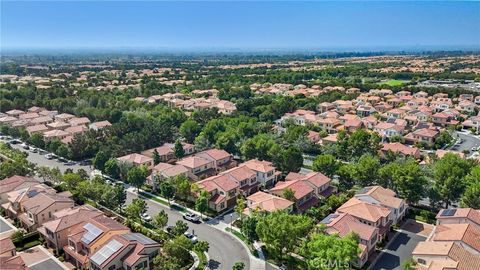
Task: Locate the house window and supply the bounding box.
[417,259,426,265]
[49,212,52,218]
[220,202,225,209]
[370,236,376,245]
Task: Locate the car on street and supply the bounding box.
[141,212,152,222]
[45,153,55,159]
[184,232,198,244]
[183,212,200,223]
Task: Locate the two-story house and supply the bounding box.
[269,179,318,213]
[435,208,480,228]
[38,205,104,253]
[404,128,439,147]
[195,149,235,172]
[18,192,74,231]
[337,197,392,240]
[354,186,407,224]
[243,191,294,216]
[176,156,215,181]
[63,215,130,269]
[89,233,160,270]
[239,159,280,188]
[117,154,153,170]
[284,171,336,199]
[196,174,239,212]
[320,213,379,268]
[0,175,40,204]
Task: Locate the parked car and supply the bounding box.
[141,212,152,222]
[45,153,54,159]
[184,232,198,244]
[65,161,76,166]
[30,147,38,153]
[21,143,29,150]
[183,212,200,223]
[9,139,20,144]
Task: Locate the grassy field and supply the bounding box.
[380,79,409,87]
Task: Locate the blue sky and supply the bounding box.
[1,1,479,50]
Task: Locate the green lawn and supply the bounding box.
[380,79,408,87]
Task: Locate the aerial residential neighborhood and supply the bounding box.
[1,1,480,270]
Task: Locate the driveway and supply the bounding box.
[369,220,431,270]
[126,191,251,270]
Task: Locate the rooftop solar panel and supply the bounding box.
[441,209,457,217]
[122,233,157,245]
[320,214,339,224]
[90,239,123,266]
[81,223,103,245]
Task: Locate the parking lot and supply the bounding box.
[369,220,434,270]
[1,137,92,174]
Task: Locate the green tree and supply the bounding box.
[124,198,147,222]
[27,133,45,149]
[274,146,303,173]
[127,166,147,191]
[171,175,191,200]
[301,232,360,270]
[241,215,259,243]
[56,144,70,159]
[352,154,380,187]
[433,153,474,208]
[179,119,201,143]
[194,240,209,253]
[461,182,480,209]
[93,150,109,171]
[235,197,246,222]
[336,164,355,191]
[104,159,120,179]
[162,235,193,266]
[283,188,296,202]
[152,149,161,165]
[174,140,185,159]
[62,173,83,191]
[256,211,313,260]
[171,220,189,236]
[195,191,209,219]
[159,180,175,205]
[312,154,338,177]
[232,262,245,270]
[153,209,169,229]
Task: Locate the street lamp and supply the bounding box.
[230,213,233,231]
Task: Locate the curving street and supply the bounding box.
[126,190,251,270]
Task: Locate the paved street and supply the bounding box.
[126,191,251,270]
[449,131,480,155]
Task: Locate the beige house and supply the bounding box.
[89,233,160,270]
